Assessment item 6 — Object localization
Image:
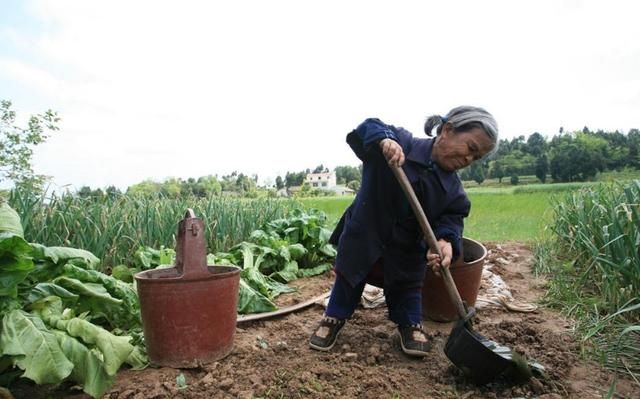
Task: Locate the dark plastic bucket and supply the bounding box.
[422,237,487,322]
[135,210,240,368]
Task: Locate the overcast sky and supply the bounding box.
[1,0,639,190]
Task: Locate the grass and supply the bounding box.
[297,196,353,226]
[300,191,558,243]
[465,192,553,241]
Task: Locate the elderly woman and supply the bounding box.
[309,106,498,357]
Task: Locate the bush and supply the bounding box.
[510,175,519,185]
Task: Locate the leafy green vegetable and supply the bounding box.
[27,282,79,304]
[134,246,176,270]
[296,262,333,278]
[237,279,277,314]
[38,246,101,270]
[0,309,74,384]
[0,203,147,398]
[111,264,134,283]
[0,232,34,297]
[0,202,24,237]
[52,330,114,398]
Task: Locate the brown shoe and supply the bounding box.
[309,316,346,351]
[398,324,431,357]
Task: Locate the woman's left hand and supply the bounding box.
[426,239,452,276]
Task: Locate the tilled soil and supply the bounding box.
[8,243,640,399]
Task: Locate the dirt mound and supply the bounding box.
[8,243,639,399]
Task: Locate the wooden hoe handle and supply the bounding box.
[390,166,468,319]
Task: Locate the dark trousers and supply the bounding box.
[325,267,423,326]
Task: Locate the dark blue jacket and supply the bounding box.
[330,118,470,288]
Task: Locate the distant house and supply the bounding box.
[329,185,356,196]
[304,172,336,189]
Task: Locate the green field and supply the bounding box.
[300,189,565,243]
[465,192,552,241]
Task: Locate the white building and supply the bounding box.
[304,172,336,189]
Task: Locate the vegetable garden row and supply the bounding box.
[0,195,336,397]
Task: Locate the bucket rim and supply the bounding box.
[134,264,240,283]
[461,237,488,263]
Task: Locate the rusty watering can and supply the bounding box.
[135,209,240,368]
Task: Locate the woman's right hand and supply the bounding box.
[379,138,405,167]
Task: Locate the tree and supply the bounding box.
[127,179,161,197]
[105,185,121,198]
[461,162,485,184]
[498,150,536,177]
[535,155,548,183]
[285,171,305,188]
[312,164,328,173]
[490,160,505,183]
[161,178,181,198]
[549,133,606,182]
[196,175,222,197]
[525,132,546,157]
[77,186,92,198]
[628,129,640,168]
[0,100,60,190]
[346,180,360,192]
[275,176,284,190]
[335,165,361,185]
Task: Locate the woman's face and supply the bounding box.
[431,123,495,172]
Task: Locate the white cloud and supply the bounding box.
[0,0,639,189]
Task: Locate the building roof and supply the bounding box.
[305,172,334,179]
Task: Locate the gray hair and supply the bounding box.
[424,105,499,151]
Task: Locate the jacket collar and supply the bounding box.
[405,137,459,193]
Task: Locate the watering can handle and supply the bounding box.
[390,165,468,319]
[175,209,208,278]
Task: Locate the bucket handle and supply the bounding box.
[175,208,209,278]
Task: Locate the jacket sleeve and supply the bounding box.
[433,192,470,261]
[346,118,401,161]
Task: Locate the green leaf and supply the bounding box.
[0,310,74,384]
[111,265,134,283]
[319,243,337,257]
[271,260,299,283]
[125,345,148,370]
[176,372,187,389]
[278,245,291,262]
[134,246,175,270]
[27,283,79,304]
[35,298,134,376]
[134,246,156,269]
[40,247,100,270]
[51,330,114,398]
[0,202,24,237]
[297,263,332,278]
[52,277,122,307]
[60,264,140,326]
[287,244,307,260]
[0,232,35,297]
[159,247,176,266]
[237,279,277,314]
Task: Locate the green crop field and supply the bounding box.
[297,180,609,242]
